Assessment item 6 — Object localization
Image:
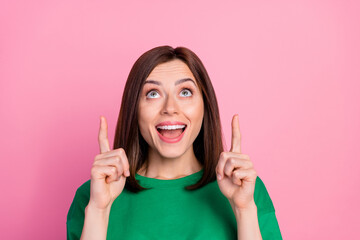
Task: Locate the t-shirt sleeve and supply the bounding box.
[66,180,91,240]
[254,176,283,240]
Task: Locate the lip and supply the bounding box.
[155,121,187,144]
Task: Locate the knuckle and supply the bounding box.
[91,166,98,175]
[123,165,129,173]
[229,158,236,165]
[220,152,226,159]
[115,155,121,162]
[94,154,101,161]
[117,163,123,171]
[224,165,231,175]
[223,161,228,170]
[117,148,124,154]
[225,159,232,168]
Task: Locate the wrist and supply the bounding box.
[82,202,111,240]
[85,202,112,216]
[231,200,262,240]
[231,200,257,218]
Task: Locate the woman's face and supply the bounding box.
[137,59,204,159]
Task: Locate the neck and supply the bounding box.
[137,145,203,179]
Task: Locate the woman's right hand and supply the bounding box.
[88,116,130,211]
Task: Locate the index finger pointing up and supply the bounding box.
[230,114,241,153]
[98,115,111,153]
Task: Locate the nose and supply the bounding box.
[161,93,179,115]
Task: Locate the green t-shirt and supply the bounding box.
[67,169,282,239]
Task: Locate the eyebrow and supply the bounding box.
[144,78,197,87]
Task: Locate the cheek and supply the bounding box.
[184,99,204,124]
[138,101,155,119]
[138,106,151,132]
[138,102,160,135]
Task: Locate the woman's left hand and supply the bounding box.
[216,114,258,210]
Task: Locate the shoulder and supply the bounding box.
[254,176,276,215]
[75,179,91,198]
[73,179,91,206]
[67,179,91,222]
[69,179,91,204]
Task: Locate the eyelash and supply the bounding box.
[145,88,193,98]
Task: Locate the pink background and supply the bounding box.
[1,0,359,239]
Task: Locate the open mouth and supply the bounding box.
[156,125,187,139]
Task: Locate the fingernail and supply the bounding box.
[217,174,222,180]
[126,170,130,176]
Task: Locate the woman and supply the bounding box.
[66,46,282,240]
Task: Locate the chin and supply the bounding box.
[157,148,186,159]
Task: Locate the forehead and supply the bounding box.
[146,59,196,81]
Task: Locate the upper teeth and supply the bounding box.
[157,125,186,130]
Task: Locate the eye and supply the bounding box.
[146,89,160,99]
[180,88,193,97]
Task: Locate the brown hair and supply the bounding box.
[114,45,225,193]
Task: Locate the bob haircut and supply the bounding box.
[114,45,225,193]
